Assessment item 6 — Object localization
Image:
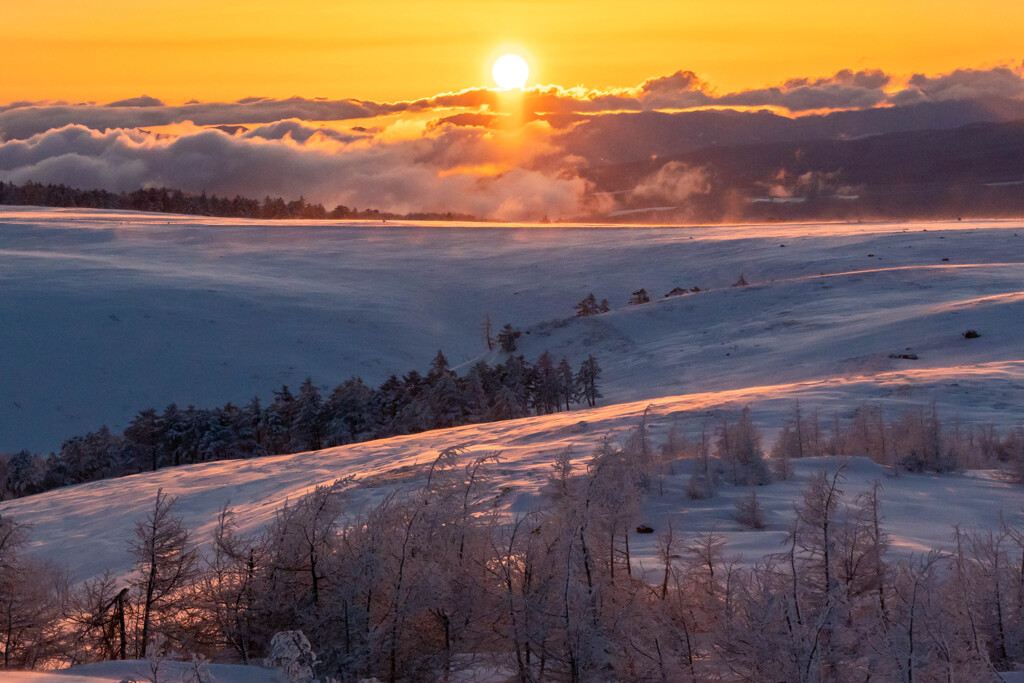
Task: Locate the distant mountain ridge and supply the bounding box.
[559,97,1024,165]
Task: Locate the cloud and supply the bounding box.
[5,64,1024,144]
[636,70,714,109]
[717,69,890,111]
[888,62,1024,105]
[629,162,711,204]
[431,113,501,129]
[0,69,893,142]
[0,98,386,141]
[105,95,165,108]
[242,119,362,143]
[3,64,1024,221]
[0,122,596,221]
[759,169,848,199]
[395,68,882,116]
[784,69,890,91]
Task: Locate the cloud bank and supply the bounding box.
[1,63,1022,220]
[0,122,593,220]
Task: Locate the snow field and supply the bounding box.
[3,209,1024,679]
[3,207,1023,453]
[2,208,1024,585]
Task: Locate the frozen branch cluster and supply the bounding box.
[2,409,1024,680]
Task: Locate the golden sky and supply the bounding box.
[5,0,1023,104]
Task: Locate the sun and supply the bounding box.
[492,54,530,90]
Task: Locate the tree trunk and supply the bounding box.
[116,588,127,660]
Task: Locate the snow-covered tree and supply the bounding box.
[497,355,532,416]
[266,386,297,454]
[556,357,577,411]
[125,409,162,472]
[129,489,200,657]
[291,378,325,453]
[0,515,65,669]
[324,377,376,446]
[497,324,521,353]
[265,630,318,683]
[771,401,823,467]
[530,351,560,415]
[575,355,602,408]
[5,450,45,496]
[716,407,771,485]
[734,488,767,529]
[196,504,262,663]
[574,293,600,317]
[628,288,650,305]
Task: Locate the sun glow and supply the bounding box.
[492,54,530,89]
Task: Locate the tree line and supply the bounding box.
[0,180,480,222]
[667,401,1024,498]
[0,351,602,500]
[1,409,1023,680]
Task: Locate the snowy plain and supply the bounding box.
[2,206,1023,454]
[2,207,1024,679]
[2,206,1023,570]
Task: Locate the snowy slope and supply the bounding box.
[2,207,1024,587]
[2,207,1023,453]
[2,393,1021,588]
[4,660,280,683]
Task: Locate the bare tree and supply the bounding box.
[0,515,66,669]
[482,314,495,351]
[197,504,262,663]
[129,489,199,657]
[65,571,128,664]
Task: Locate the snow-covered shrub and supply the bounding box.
[144,633,171,683]
[686,473,716,499]
[265,630,318,683]
[733,488,767,529]
[186,653,214,683]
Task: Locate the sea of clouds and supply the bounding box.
[1,63,1022,220]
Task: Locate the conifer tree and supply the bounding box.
[497,324,522,353]
[574,293,600,317]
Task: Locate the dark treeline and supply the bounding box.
[0,350,602,500]
[0,180,481,222]
[3,412,1024,680]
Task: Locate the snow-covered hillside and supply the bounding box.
[4,208,1024,680]
[2,206,1023,454]
[3,208,1023,566]
[3,207,1024,573]
[2,389,1021,587]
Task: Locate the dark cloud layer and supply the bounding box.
[890,63,1024,105]
[105,95,166,108]
[0,98,387,141]
[4,64,1023,142]
[717,69,891,111]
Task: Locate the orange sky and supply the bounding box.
[4,0,1023,104]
